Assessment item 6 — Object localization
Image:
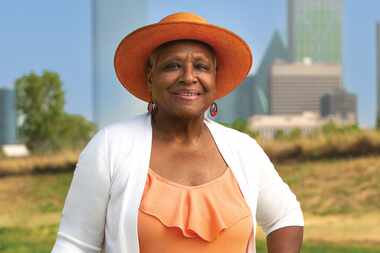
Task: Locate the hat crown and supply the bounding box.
[159,12,208,24]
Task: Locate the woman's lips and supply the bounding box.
[171,90,202,100]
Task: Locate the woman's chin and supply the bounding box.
[170,108,206,120]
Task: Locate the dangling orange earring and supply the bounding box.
[209,102,218,117]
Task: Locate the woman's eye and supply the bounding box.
[163,62,181,70]
[195,63,210,71]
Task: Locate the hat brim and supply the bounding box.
[114,21,253,102]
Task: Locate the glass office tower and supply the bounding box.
[93,0,149,128]
[0,88,17,144]
[252,31,289,115]
[377,23,380,125]
[288,0,342,63]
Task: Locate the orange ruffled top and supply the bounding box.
[138,167,253,253]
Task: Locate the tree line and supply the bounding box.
[15,71,96,153]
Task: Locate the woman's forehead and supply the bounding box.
[152,40,216,60]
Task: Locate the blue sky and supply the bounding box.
[0,1,379,127]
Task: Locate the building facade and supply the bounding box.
[320,88,357,124]
[288,0,342,63]
[93,0,148,128]
[249,110,355,140]
[269,60,341,115]
[249,111,323,139]
[0,88,17,145]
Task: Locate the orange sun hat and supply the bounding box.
[114,12,253,102]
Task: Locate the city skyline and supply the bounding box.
[288,0,342,63]
[0,1,379,127]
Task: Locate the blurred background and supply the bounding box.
[0,0,379,252]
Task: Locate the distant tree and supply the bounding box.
[231,118,249,133]
[321,121,360,135]
[376,116,380,130]
[321,121,339,135]
[288,128,302,139]
[15,71,65,151]
[15,71,96,152]
[229,118,259,138]
[274,129,286,140]
[58,113,96,150]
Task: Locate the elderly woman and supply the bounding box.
[52,12,303,253]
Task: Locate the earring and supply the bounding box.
[147,101,157,114]
[209,102,218,117]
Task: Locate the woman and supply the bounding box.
[52,12,303,253]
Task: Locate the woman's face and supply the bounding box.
[146,40,217,119]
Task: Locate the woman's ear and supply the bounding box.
[146,68,153,91]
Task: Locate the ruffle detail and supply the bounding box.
[139,167,251,242]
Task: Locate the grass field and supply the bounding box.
[0,156,379,252]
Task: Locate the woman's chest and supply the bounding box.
[149,140,227,187]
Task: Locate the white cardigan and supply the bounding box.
[52,113,303,253]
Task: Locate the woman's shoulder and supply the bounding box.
[102,113,149,135]
[83,114,149,155]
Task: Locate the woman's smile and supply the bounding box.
[170,88,203,101]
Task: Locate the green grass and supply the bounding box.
[257,240,380,253]
[0,225,58,253]
[0,226,379,253]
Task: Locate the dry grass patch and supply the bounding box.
[276,156,380,215]
[260,131,380,162]
[256,212,380,246]
[0,150,79,176]
[0,173,72,228]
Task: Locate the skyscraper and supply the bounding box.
[93,0,148,128]
[269,61,341,115]
[0,88,17,145]
[320,88,357,123]
[288,0,342,63]
[252,31,289,115]
[377,23,380,126]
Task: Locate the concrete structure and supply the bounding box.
[0,88,17,145]
[249,111,322,139]
[1,144,29,157]
[269,60,341,115]
[288,0,342,63]
[215,75,254,123]
[249,111,355,139]
[377,23,380,126]
[93,0,148,128]
[320,88,357,123]
[251,31,289,115]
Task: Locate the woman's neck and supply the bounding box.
[151,111,206,145]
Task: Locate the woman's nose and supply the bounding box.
[181,64,198,85]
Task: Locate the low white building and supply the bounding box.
[1,144,29,157]
[248,111,355,139]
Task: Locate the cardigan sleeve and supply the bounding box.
[252,139,304,236]
[51,129,111,253]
